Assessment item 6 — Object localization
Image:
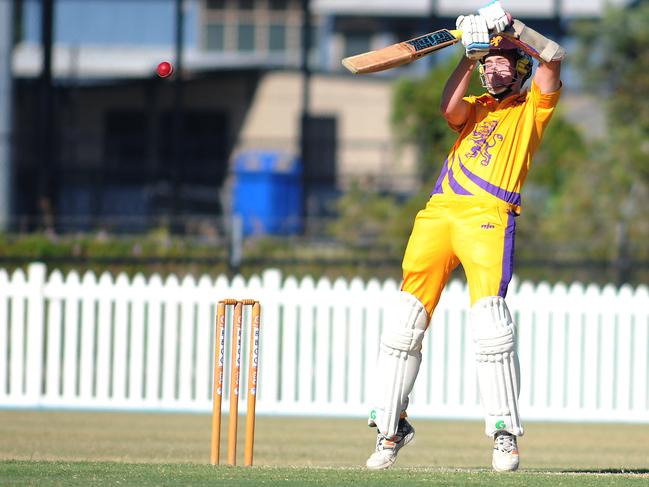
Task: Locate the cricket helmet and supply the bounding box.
[478,35,533,86]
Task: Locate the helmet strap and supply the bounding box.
[482,70,522,100]
[492,86,514,100]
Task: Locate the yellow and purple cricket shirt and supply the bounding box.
[402,80,561,315]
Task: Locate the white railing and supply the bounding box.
[1,263,648,423]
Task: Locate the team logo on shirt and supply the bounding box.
[481,223,495,230]
[466,119,503,166]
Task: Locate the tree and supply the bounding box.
[391,54,484,184]
[559,1,649,265]
[574,1,649,148]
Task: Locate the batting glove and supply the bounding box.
[456,14,490,60]
[478,1,510,34]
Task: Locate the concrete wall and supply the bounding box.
[236,71,418,192]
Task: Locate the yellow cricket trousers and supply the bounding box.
[401,194,517,316]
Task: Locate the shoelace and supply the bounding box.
[376,422,409,451]
[494,433,517,453]
[376,433,399,450]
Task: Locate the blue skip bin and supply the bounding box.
[232,150,303,236]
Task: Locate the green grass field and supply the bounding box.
[0,411,648,485]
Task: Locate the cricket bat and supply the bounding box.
[342,29,462,74]
[342,18,565,75]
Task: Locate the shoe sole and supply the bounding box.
[492,457,519,472]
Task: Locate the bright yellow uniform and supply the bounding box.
[402,81,561,314]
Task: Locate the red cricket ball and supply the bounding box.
[157,61,173,78]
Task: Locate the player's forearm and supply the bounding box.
[534,59,561,93]
[501,17,564,93]
[440,56,476,123]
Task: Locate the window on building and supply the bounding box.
[237,23,255,52]
[302,115,337,187]
[206,23,225,51]
[202,0,305,56]
[206,0,226,10]
[269,24,286,52]
[104,111,147,183]
[158,111,229,184]
[343,32,372,59]
[236,0,254,10]
[269,0,288,10]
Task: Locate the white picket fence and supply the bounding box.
[1,263,649,423]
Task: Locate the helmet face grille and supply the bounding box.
[482,34,534,84]
[479,48,533,91]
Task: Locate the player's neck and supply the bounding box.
[489,87,521,102]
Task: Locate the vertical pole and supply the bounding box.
[300,0,311,115]
[244,302,261,466]
[615,221,631,286]
[0,0,14,231]
[171,0,185,230]
[210,301,227,465]
[553,0,563,39]
[299,0,311,227]
[228,214,243,275]
[227,302,243,465]
[428,0,438,32]
[38,0,55,231]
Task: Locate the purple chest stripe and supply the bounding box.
[447,165,473,195]
[432,158,449,195]
[457,156,521,206]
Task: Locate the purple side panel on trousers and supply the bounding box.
[498,211,516,297]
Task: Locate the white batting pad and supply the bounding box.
[471,296,524,437]
[370,291,428,437]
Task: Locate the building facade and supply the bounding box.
[7,0,621,232]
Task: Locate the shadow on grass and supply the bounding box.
[560,469,649,475]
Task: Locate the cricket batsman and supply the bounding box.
[366,1,564,472]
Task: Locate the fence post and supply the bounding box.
[259,269,281,410]
[25,262,47,405]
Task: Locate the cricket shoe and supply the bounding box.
[492,431,519,472]
[365,418,415,470]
